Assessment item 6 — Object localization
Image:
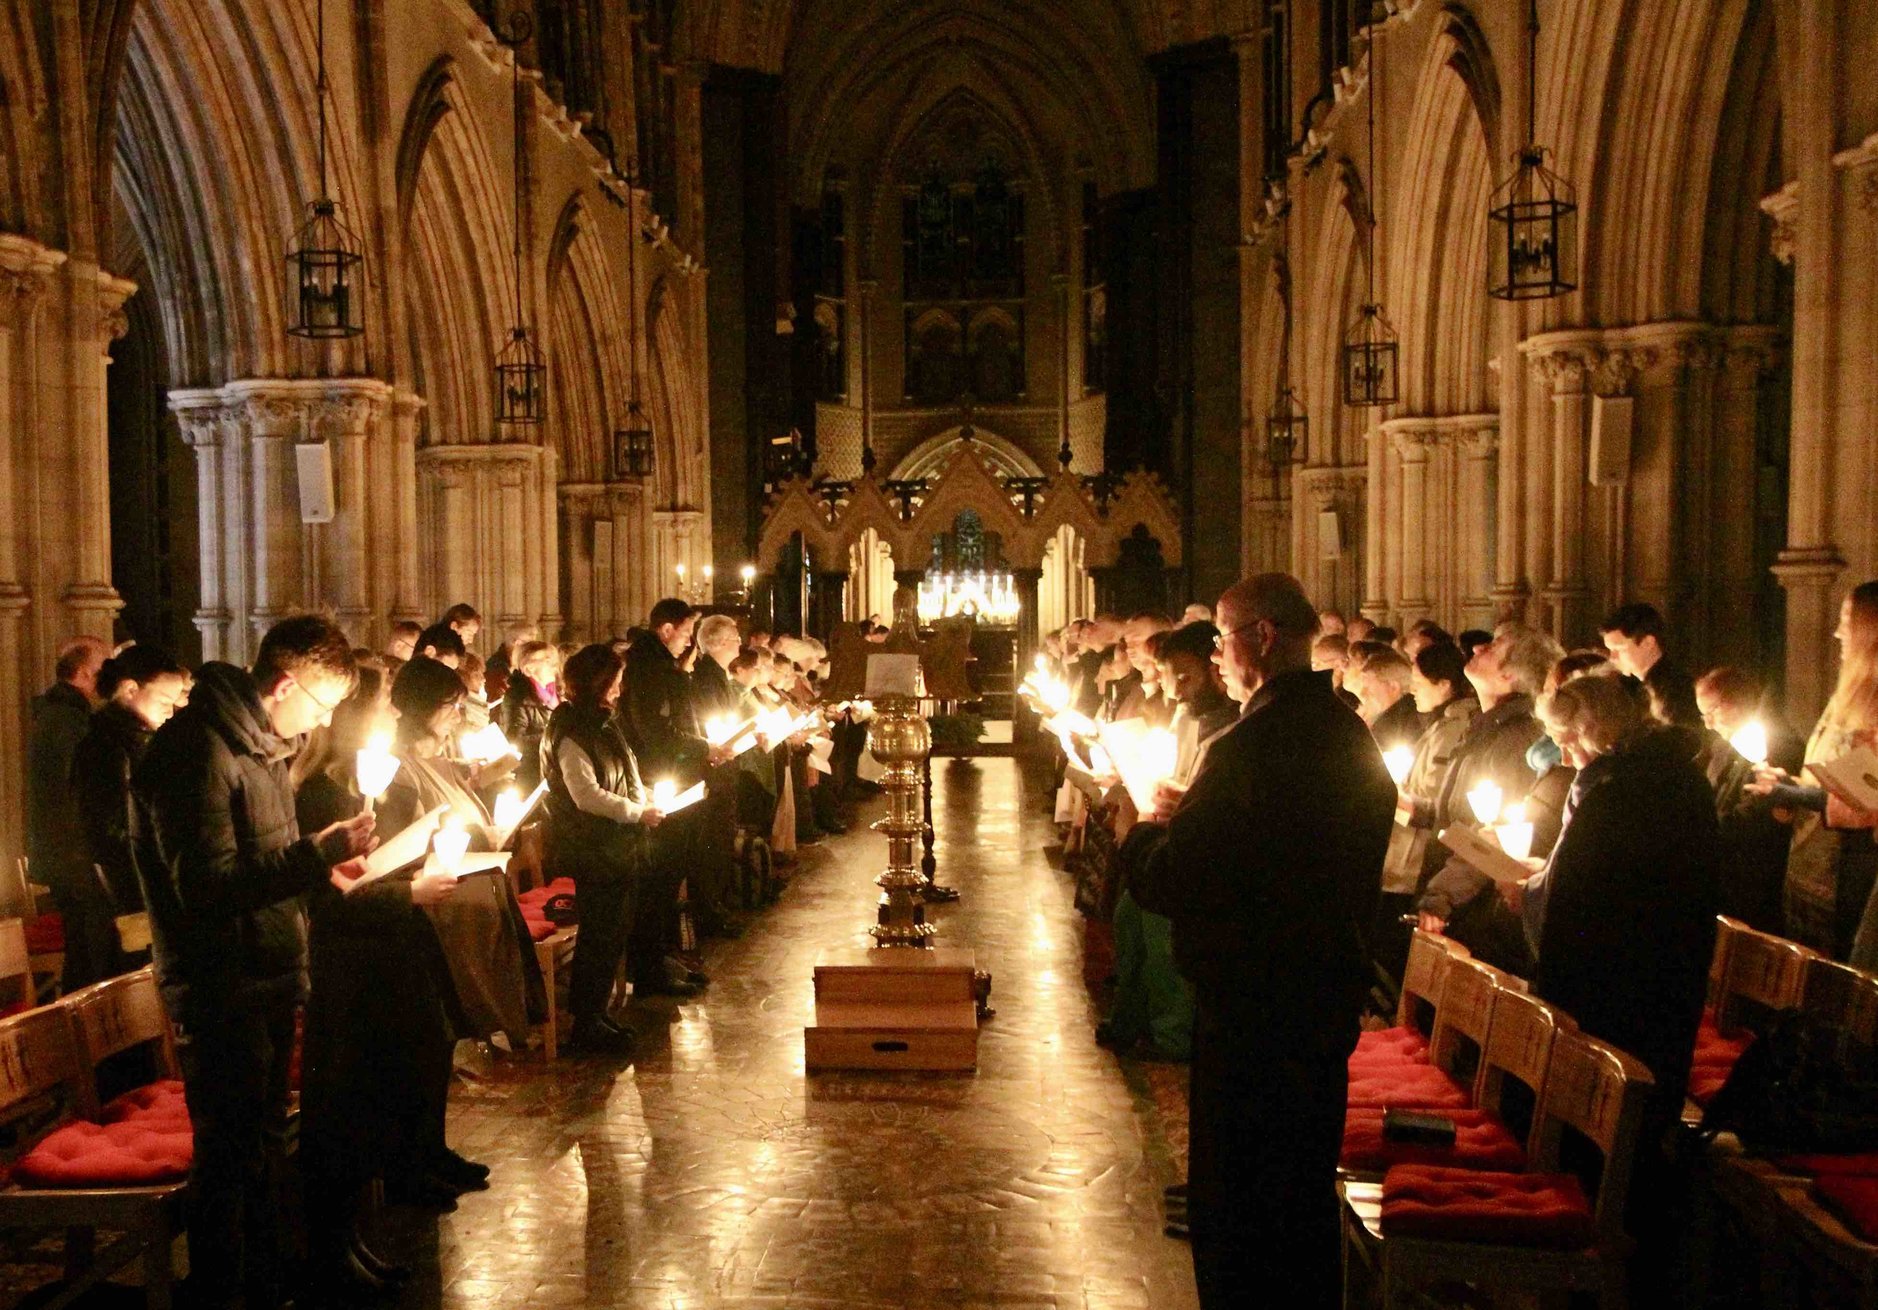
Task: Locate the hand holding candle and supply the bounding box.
[1467,779,1504,827]
[432,822,471,876]
[355,730,401,815]
[1382,744,1415,787]
[1730,720,1769,767]
[1494,801,1535,862]
[459,721,519,765]
[493,786,526,835]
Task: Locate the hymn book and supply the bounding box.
[1810,747,1878,815]
[1437,823,1535,888]
[348,804,450,891]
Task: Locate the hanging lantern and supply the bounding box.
[495,327,547,425]
[1265,386,1308,469]
[1489,149,1578,301]
[613,403,655,479]
[286,199,364,339]
[1342,304,1399,409]
[285,0,363,341]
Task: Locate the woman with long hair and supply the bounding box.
[498,639,561,790]
[295,661,466,1292]
[69,644,191,985]
[1756,582,1878,960]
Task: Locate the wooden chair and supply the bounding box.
[1,918,37,1014]
[1341,1029,1655,1310]
[1711,916,1813,1035]
[1424,958,1501,1085]
[1800,955,1878,1053]
[10,857,62,998]
[1471,987,1574,1144]
[511,823,576,1060]
[1392,930,1458,1033]
[0,992,187,1310]
[64,968,179,1112]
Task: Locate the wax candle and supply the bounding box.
[1731,720,1769,766]
[1382,744,1415,786]
[1467,780,1504,827]
[433,823,470,876]
[355,730,401,814]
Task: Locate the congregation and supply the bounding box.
[1027,574,1878,1307]
[20,601,874,1307]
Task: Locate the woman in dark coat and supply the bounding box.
[69,645,191,985]
[294,661,472,1294]
[542,643,665,1052]
[498,640,560,791]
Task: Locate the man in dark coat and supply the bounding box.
[1123,574,1395,1309]
[26,635,107,990]
[133,616,375,1310]
[1600,601,1701,730]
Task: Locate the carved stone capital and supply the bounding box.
[1523,346,1593,393]
[1759,181,1798,265]
[1590,348,1656,397]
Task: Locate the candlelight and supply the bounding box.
[675,563,687,580]
[703,564,714,580]
[1382,744,1415,786]
[1731,720,1769,766]
[652,778,679,811]
[459,721,518,764]
[433,822,470,875]
[1467,780,1504,827]
[493,787,526,834]
[355,730,401,810]
[1496,818,1536,862]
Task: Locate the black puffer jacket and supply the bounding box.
[72,702,154,911]
[133,662,336,1025]
[498,675,554,790]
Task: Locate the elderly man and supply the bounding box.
[27,635,108,989]
[1122,574,1394,1309]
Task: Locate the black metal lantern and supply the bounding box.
[613,404,654,479]
[495,326,547,424]
[286,0,364,341]
[1342,304,1399,409]
[1489,1,1578,302]
[1489,150,1578,301]
[286,200,363,339]
[1265,386,1308,468]
[493,14,546,429]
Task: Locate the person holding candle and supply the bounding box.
[377,658,544,1057]
[1528,671,1718,1293]
[499,640,561,791]
[1694,666,1802,932]
[1345,641,1422,749]
[544,644,671,1048]
[293,661,470,1291]
[131,616,376,1310]
[1599,601,1702,730]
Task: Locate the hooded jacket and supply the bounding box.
[72,701,155,911]
[133,662,335,1025]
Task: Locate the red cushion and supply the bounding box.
[1347,1062,1472,1110]
[1813,1175,1878,1244]
[1350,1026,1431,1070]
[23,914,64,954]
[1775,1152,1878,1179]
[0,1000,30,1020]
[1688,1009,1754,1106]
[101,1080,190,1130]
[1380,1165,1597,1249]
[12,1119,192,1187]
[1341,1108,1527,1174]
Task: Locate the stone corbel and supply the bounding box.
[98,271,137,346]
[0,234,67,328]
[1759,181,1797,265]
[1832,133,1878,217]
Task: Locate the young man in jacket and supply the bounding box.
[1123,575,1395,1310]
[26,634,108,989]
[133,615,375,1310]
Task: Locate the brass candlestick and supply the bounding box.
[866,693,936,948]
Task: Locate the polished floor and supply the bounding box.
[413,755,1196,1309]
[5,755,1198,1309]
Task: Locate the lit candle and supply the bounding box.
[740,563,756,585]
[354,730,401,815]
[493,786,526,834]
[433,822,470,876]
[459,722,516,764]
[1495,801,1534,862]
[1467,779,1504,827]
[1731,720,1769,766]
[1382,744,1415,787]
[652,778,679,811]
[703,564,714,580]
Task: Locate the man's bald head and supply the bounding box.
[1213,573,1319,702]
[56,635,109,702]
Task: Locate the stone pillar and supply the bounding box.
[320,385,393,643]
[1388,424,1435,626]
[1519,338,1593,642]
[242,392,303,645]
[170,393,232,661]
[1456,423,1500,632]
[1713,331,1783,669]
[809,570,850,640]
[1361,413,1387,626]
[391,392,425,623]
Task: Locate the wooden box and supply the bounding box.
[805,948,979,1071]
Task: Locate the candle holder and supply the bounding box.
[866,693,937,947]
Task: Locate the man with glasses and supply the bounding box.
[1123,574,1394,1309]
[133,614,376,1310]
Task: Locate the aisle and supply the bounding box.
[414,756,1199,1309]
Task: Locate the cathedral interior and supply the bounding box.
[2,0,1877,1307]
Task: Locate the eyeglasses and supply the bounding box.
[290,675,346,716]
[1213,621,1257,652]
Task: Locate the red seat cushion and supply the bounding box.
[1347,1062,1472,1110]
[1813,1175,1878,1244]
[101,1079,190,1131]
[1777,1152,1878,1178]
[1380,1165,1597,1249]
[518,878,576,941]
[1688,1009,1753,1106]
[1350,1026,1430,1070]
[24,914,64,954]
[0,1000,31,1020]
[1342,1108,1527,1174]
[12,1119,192,1187]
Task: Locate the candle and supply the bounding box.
[433,822,470,876]
[1495,802,1534,861]
[354,730,401,814]
[459,722,516,764]
[1382,744,1415,787]
[1731,720,1769,766]
[493,786,526,834]
[652,778,679,811]
[740,563,755,584]
[1467,779,1504,827]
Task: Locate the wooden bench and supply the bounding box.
[0,970,187,1310]
[1,918,36,1014]
[509,824,577,1060]
[9,858,62,999]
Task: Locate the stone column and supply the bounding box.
[63,269,135,641]
[1386,423,1436,626]
[1519,338,1592,642]
[1361,413,1388,626]
[1456,422,1500,632]
[169,392,233,661]
[559,485,598,640]
[1713,331,1782,669]
[321,385,391,642]
[241,392,304,646]
[390,392,425,623]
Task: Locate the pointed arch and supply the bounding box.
[1302,161,1369,470]
[546,193,630,482]
[649,280,706,510]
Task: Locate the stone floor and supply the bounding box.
[3,754,1199,1309]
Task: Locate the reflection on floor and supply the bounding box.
[5,756,1199,1309]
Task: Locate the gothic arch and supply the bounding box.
[1302,162,1369,469]
[397,59,514,446]
[649,280,706,509]
[111,0,362,384]
[546,193,629,483]
[889,429,1042,482]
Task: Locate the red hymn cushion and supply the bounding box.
[12,1119,192,1187]
[1341,1107,1526,1174]
[1349,1026,1431,1070]
[517,878,577,942]
[1812,1175,1878,1244]
[1346,1062,1472,1110]
[102,1079,190,1131]
[1380,1165,1597,1249]
[1688,1008,1753,1106]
